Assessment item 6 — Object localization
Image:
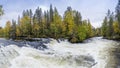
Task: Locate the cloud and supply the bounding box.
[0,11,20,27]
[39,5,48,11]
[32,5,48,12]
[0,0,118,28]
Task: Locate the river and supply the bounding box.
[0,37,119,68]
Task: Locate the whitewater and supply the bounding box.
[0,37,119,68]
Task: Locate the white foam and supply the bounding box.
[0,37,118,68]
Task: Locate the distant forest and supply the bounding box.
[0,0,120,43]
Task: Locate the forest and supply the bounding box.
[0,5,95,43]
[101,0,120,40]
[0,1,120,43]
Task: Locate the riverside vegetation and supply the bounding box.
[0,5,95,43]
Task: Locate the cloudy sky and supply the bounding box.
[0,0,118,28]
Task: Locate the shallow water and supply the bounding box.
[0,37,119,68]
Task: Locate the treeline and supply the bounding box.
[101,0,120,40]
[0,5,96,43]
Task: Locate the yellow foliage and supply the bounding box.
[113,21,119,34]
[4,21,11,37]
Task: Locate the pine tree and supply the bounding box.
[108,12,114,38]
[50,7,62,38]
[102,17,108,37]
[116,0,120,29]
[74,11,82,25]
[50,4,54,23]
[64,7,75,37]
[102,10,116,39]
[10,20,16,40]
[87,20,93,37]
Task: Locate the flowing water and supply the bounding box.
[0,37,119,68]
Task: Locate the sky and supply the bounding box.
[0,0,118,28]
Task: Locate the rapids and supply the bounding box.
[0,37,119,68]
